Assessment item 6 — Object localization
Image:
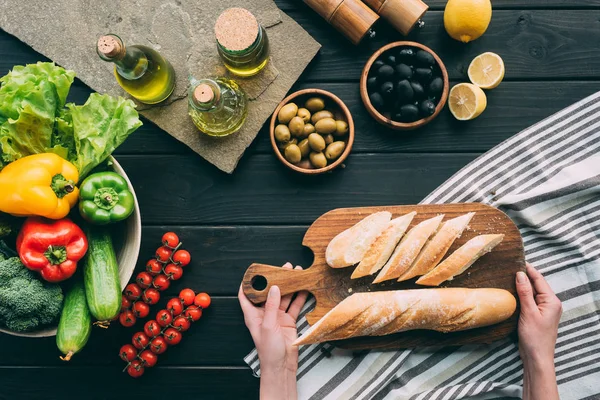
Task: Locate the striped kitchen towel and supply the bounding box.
[244,90,600,400]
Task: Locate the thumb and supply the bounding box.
[516,271,538,314]
[262,285,281,329]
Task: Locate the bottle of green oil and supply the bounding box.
[97,34,176,104]
[188,76,248,137]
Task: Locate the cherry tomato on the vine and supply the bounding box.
[153,274,170,291]
[142,288,161,305]
[121,296,132,312]
[146,259,163,276]
[155,246,172,263]
[132,331,150,350]
[144,320,161,338]
[139,350,158,368]
[164,328,182,346]
[119,344,137,362]
[172,249,191,266]
[185,306,202,322]
[166,298,184,316]
[179,289,196,306]
[194,293,211,309]
[164,264,183,281]
[156,309,173,327]
[150,336,168,354]
[125,283,142,301]
[132,301,150,318]
[136,272,153,289]
[162,232,180,249]
[172,315,191,332]
[127,360,145,378]
[119,310,136,327]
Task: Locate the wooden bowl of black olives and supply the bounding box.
[360,41,449,130]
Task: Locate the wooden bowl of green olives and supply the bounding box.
[270,89,354,174]
[360,41,449,130]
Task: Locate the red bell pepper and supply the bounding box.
[16,217,88,282]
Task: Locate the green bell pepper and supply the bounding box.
[78,172,134,225]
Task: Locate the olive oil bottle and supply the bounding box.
[188,76,248,137]
[97,34,176,104]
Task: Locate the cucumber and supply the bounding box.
[56,280,92,361]
[83,226,121,324]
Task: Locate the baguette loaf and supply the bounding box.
[398,212,475,282]
[293,288,516,346]
[351,212,416,279]
[373,215,444,284]
[416,234,504,286]
[326,211,391,268]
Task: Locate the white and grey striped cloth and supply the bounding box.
[245,91,600,399]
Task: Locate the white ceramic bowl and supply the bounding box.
[0,156,142,337]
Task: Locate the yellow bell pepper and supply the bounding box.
[0,153,79,219]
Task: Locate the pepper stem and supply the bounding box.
[94,188,119,211]
[51,174,75,199]
[44,245,68,265]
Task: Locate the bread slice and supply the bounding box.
[372,214,444,283]
[351,212,417,279]
[397,212,475,282]
[416,234,504,286]
[326,211,392,268]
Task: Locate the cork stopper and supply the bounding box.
[214,8,259,51]
[193,84,215,104]
[97,35,126,60]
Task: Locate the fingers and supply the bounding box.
[516,270,538,314]
[526,263,555,297]
[238,283,257,317]
[279,263,294,311]
[288,290,309,321]
[262,285,281,329]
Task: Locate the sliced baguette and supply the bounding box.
[416,234,504,286]
[397,212,475,282]
[372,215,444,283]
[351,212,417,279]
[326,211,392,268]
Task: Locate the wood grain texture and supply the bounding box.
[243,203,525,349]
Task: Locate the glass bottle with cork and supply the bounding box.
[97,34,176,104]
[215,8,270,77]
[187,76,248,137]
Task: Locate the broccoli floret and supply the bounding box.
[0,257,64,332]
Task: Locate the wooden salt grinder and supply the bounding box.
[362,0,428,35]
[303,0,380,45]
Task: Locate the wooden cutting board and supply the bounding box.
[242,203,525,350]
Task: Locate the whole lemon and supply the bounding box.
[444,0,492,43]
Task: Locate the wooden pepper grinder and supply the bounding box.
[303,0,380,45]
[362,0,428,35]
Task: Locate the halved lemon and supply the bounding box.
[468,52,505,89]
[449,83,487,120]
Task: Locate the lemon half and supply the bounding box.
[449,83,487,121]
[468,52,505,89]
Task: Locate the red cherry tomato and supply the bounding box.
[132,331,150,350]
[179,289,196,306]
[155,246,173,263]
[164,264,183,281]
[172,249,191,266]
[142,288,161,305]
[121,295,132,312]
[156,309,173,327]
[136,272,153,289]
[127,360,145,378]
[132,301,150,318]
[119,344,137,362]
[153,274,170,291]
[166,298,184,316]
[172,315,191,332]
[146,259,163,276]
[194,293,211,309]
[139,350,158,368]
[150,336,168,354]
[162,232,180,249]
[144,320,161,338]
[119,310,136,327]
[125,283,142,301]
[164,328,182,346]
[185,306,202,322]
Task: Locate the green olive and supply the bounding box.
[297,108,311,124]
[334,120,349,137]
[315,117,337,135]
[298,139,311,158]
[277,138,297,150]
[311,110,334,125]
[308,133,326,152]
[310,152,328,169]
[284,144,302,164]
[305,97,326,113]
[302,123,315,138]
[278,103,298,124]
[323,134,334,145]
[296,159,313,170]
[274,124,291,143]
[288,116,305,137]
[325,141,346,160]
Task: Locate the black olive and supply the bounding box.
[386,55,396,65]
[410,81,425,99]
[395,80,414,103]
[428,77,444,98]
[367,76,377,92]
[397,48,415,63]
[369,92,385,110]
[395,63,413,80]
[400,104,419,122]
[377,64,395,81]
[419,100,436,117]
[415,68,433,83]
[392,112,403,122]
[372,59,385,72]
[379,81,395,100]
[415,50,435,67]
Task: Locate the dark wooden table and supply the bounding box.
[1,1,600,398]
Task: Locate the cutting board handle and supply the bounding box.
[242,263,314,304]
